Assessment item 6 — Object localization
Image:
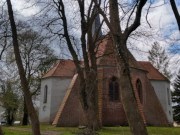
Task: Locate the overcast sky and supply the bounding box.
[1,0,180,76]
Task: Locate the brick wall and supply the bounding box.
[101,67,127,126]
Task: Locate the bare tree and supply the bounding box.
[6,0,40,135]
[41,0,105,131]
[94,0,148,134]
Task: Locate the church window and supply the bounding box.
[109,76,119,101]
[43,85,48,103]
[167,88,170,105]
[136,79,143,104]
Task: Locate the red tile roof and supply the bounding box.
[42,60,76,78]
[42,59,168,82]
[138,61,169,81]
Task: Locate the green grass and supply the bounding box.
[2,128,31,135]
[1,125,180,135]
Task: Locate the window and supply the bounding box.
[43,85,48,103]
[167,88,170,105]
[136,79,143,104]
[109,76,119,101]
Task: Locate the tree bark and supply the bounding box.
[170,0,180,31]
[109,0,148,135]
[0,126,3,135]
[6,0,40,135]
[82,69,99,131]
[22,97,29,125]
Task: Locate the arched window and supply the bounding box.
[136,79,143,104]
[109,76,119,101]
[167,88,170,105]
[43,85,48,103]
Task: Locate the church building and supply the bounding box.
[39,14,173,127]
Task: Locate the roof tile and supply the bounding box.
[138,62,169,81]
[42,60,76,78]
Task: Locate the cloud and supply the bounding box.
[1,0,39,17]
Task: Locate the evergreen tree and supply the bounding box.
[172,71,180,123]
[148,42,172,79]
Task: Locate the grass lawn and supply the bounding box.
[2,128,31,135]
[1,125,180,135]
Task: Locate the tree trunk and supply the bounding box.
[116,40,148,135]
[109,0,148,135]
[79,69,100,131]
[6,0,40,135]
[0,126,3,135]
[22,97,29,125]
[86,70,99,131]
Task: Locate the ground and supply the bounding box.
[1,125,180,135]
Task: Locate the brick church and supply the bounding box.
[39,14,173,127]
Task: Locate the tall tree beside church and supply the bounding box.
[172,70,180,123]
[17,29,58,125]
[6,0,40,134]
[148,42,172,79]
[41,0,102,131]
[94,0,148,134]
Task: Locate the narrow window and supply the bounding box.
[43,85,48,103]
[167,88,170,105]
[136,79,143,104]
[109,76,119,101]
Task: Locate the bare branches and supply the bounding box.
[145,2,152,28]
[93,0,113,35]
[124,0,147,40]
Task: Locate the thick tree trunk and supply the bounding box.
[109,0,148,135]
[116,40,148,135]
[22,97,29,125]
[0,126,3,135]
[6,0,40,135]
[86,70,99,131]
[80,69,100,131]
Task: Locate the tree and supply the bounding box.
[172,70,180,123]
[5,27,58,125]
[0,81,19,125]
[40,0,103,132]
[6,0,40,134]
[17,29,57,125]
[94,0,148,134]
[148,42,172,79]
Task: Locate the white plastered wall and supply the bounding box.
[150,80,173,123]
[39,77,72,123]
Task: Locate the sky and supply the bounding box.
[1,0,180,77]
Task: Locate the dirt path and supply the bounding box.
[8,127,61,135]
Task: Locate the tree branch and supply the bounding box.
[170,0,180,31]
[124,0,147,40]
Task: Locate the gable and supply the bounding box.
[42,60,76,78]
